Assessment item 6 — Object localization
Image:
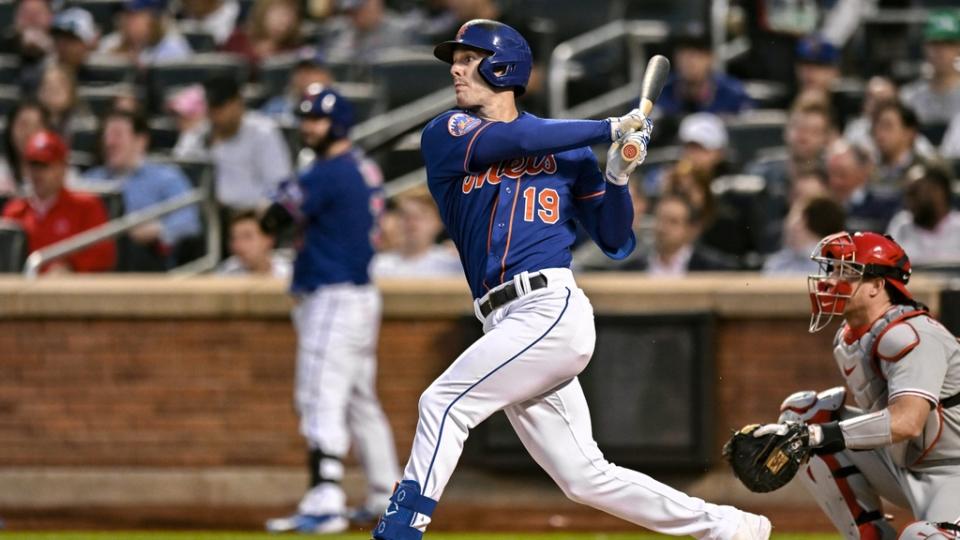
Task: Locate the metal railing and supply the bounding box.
[23,163,220,278]
[548,19,669,118]
[351,86,456,152]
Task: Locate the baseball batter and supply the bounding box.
[372,19,771,540]
[262,87,400,534]
[758,231,960,540]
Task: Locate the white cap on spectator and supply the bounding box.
[678,112,728,151]
[52,8,98,46]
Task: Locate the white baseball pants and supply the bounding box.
[402,268,744,539]
[293,283,400,514]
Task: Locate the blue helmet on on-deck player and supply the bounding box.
[433,19,533,95]
[297,84,354,139]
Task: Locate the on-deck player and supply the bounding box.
[372,19,772,540]
[756,231,960,540]
[262,86,401,534]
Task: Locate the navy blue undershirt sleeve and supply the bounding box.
[573,153,635,259]
[468,115,611,172]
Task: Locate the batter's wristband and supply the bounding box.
[815,421,846,454]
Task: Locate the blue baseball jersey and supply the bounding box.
[274,149,384,293]
[421,110,635,299]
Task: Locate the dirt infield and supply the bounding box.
[0,504,914,533]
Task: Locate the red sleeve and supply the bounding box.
[68,197,116,272]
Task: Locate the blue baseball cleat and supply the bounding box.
[265,512,349,534]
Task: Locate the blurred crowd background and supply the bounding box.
[0,0,959,280]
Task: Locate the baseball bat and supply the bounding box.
[620,54,671,162]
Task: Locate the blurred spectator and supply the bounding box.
[657,32,752,118]
[175,75,293,210]
[941,112,960,159]
[323,0,419,61]
[825,140,900,233]
[179,0,240,46]
[1,131,115,273]
[82,109,201,270]
[746,102,835,249]
[762,196,846,275]
[729,0,866,90]
[843,76,897,151]
[748,103,834,193]
[870,100,942,188]
[217,210,292,277]
[37,63,94,142]
[634,193,737,275]
[0,0,54,93]
[260,48,334,122]
[222,0,302,64]
[790,164,829,204]
[900,10,960,126]
[50,8,99,76]
[99,0,192,66]
[166,85,208,136]
[573,180,647,271]
[643,112,734,195]
[0,101,50,197]
[886,164,960,266]
[370,187,461,278]
[794,34,840,96]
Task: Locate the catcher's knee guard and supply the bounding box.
[779,387,846,424]
[373,480,437,540]
[800,453,895,540]
[899,521,960,540]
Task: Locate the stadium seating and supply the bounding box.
[0,85,17,118]
[370,48,451,109]
[725,110,789,165]
[178,21,218,53]
[78,84,140,117]
[0,219,27,273]
[147,116,181,152]
[0,54,18,84]
[147,53,250,114]
[79,56,138,85]
[0,0,13,31]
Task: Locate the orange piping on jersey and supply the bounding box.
[575,190,605,200]
[483,194,499,292]
[869,310,927,380]
[463,122,494,174]
[911,405,944,467]
[499,177,522,284]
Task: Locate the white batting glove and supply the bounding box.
[607,108,647,141]
[604,119,653,186]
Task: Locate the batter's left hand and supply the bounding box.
[605,120,652,186]
[607,108,647,141]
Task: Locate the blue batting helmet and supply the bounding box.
[433,19,532,95]
[297,85,354,139]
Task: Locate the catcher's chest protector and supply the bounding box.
[833,305,920,412]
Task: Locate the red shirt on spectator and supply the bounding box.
[2,188,116,272]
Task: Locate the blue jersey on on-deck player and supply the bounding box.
[421,109,636,299]
[273,149,384,293]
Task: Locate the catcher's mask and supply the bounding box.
[808,231,912,333]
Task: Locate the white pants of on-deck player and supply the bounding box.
[293,283,400,515]
[402,268,745,540]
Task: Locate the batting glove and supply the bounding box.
[607,108,647,141]
[605,119,653,186]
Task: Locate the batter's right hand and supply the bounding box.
[607,108,647,141]
[605,128,650,186]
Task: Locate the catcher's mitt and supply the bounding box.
[722,423,812,493]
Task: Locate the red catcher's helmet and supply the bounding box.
[807,231,912,333]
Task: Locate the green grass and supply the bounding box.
[0,534,838,540]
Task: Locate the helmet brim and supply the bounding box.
[887,278,913,300]
[433,41,493,64]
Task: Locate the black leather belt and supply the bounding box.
[943,392,960,409]
[478,274,549,317]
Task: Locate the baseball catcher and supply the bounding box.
[726,231,960,540]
